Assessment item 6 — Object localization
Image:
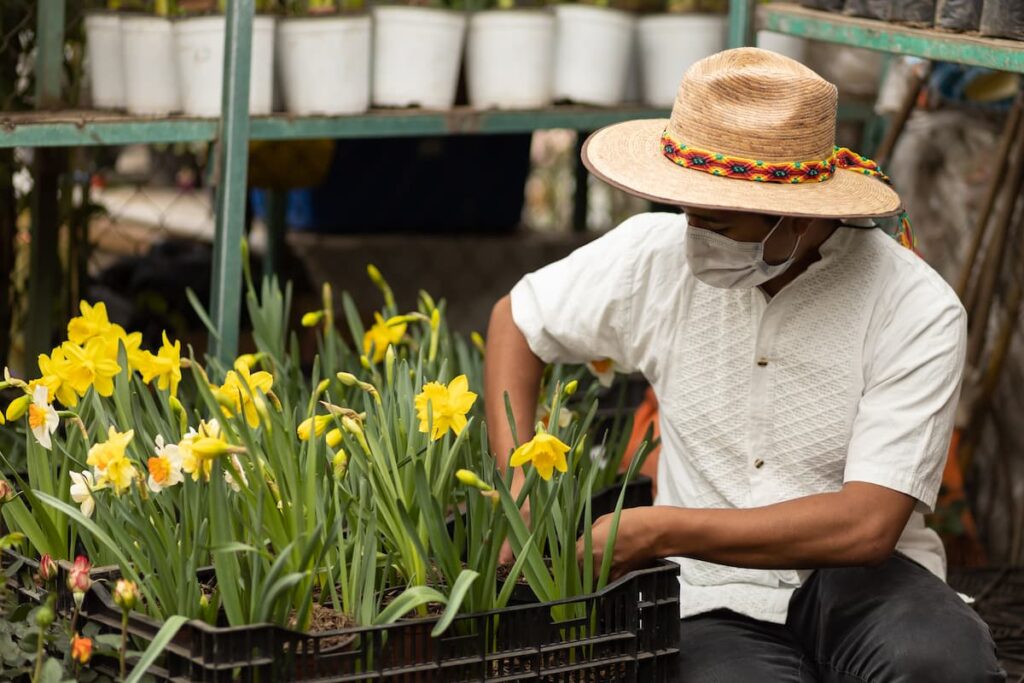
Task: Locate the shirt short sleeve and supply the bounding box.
[844,271,967,513]
[510,215,650,369]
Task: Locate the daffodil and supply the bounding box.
[87,426,134,474]
[137,332,182,396]
[27,385,59,450]
[213,360,273,428]
[112,324,147,372]
[223,454,248,492]
[146,435,184,493]
[363,313,407,364]
[35,346,80,407]
[102,453,138,494]
[509,430,570,481]
[62,338,121,398]
[587,359,617,388]
[415,374,477,441]
[179,419,223,482]
[70,470,103,518]
[326,428,343,449]
[5,394,29,422]
[67,301,115,345]
[297,415,332,441]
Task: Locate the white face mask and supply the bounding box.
[685,216,800,289]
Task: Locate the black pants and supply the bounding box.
[678,554,1005,682]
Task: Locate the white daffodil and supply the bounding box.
[147,435,185,493]
[70,470,104,518]
[586,359,617,388]
[27,384,59,450]
[223,454,248,493]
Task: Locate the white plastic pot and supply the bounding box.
[637,13,726,108]
[277,15,371,115]
[553,5,635,106]
[84,12,125,109]
[467,10,555,110]
[372,6,467,109]
[757,30,808,63]
[174,15,275,118]
[122,15,180,115]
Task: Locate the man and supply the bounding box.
[484,48,1004,681]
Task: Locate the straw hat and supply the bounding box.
[582,47,902,218]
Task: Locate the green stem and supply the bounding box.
[31,627,44,683]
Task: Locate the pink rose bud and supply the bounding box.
[0,479,14,502]
[113,579,139,612]
[67,555,92,594]
[39,554,57,583]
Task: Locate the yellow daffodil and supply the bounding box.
[509,431,570,481]
[179,419,223,482]
[147,435,184,493]
[62,338,121,398]
[415,374,477,441]
[301,310,325,327]
[99,452,138,494]
[87,426,134,474]
[67,301,114,345]
[70,470,104,518]
[455,468,492,492]
[586,359,617,388]
[326,428,343,449]
[27,385,59,450]
[297,415,332,441]
[36,347,80,407]
[137,332,182,396]
[213,361,273,429]
[362,313,407,364]
[113,325,147,372]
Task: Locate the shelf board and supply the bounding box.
[759,3,1024,73]
[0,106,672,148]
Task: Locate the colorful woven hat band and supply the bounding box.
[660,130,917,252]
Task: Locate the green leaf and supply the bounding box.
[38,657,64,683]
[185,287,221,342]
[373,586,447,626]
[430,570,478,637]
[124,615,188,683]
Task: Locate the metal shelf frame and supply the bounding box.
[15,0,1024,364]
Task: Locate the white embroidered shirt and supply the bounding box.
[510,212,967,624]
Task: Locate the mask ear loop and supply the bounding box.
[761,216,801,265]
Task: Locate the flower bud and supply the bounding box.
[471,332,486,355]
[563,380,579,397]
[191,437,244,458]
[35,603,55,628]
[332,450,348,478]
[38,553,57,583]
[168,395,187,434]
[200,593,210,609]
[301,311,325,328]
[5,394,30,422]
[336,372,358,387]
[297,415,331,441]
[326,428,343,449]
[315,379,331,398]
[0,479,14,502]
[455,469,492,492]
[430,308,441,332]
[71,634,93,664]
[68,555,92,594]
[113,579,139,612]
[366,264,386,289]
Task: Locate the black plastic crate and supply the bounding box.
[79,559,681,682]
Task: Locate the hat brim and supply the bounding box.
[582,119,903,219]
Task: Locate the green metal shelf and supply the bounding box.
[758,3,1024,73]
[0,106,672,149]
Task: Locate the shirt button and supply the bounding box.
[754,458,765,469]
[756,358,768,367]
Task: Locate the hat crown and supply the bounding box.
[668,47,838,162]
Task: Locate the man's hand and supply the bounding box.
[576,507,667,581]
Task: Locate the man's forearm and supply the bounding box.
[484,296,545,473]
[654,483,916,569]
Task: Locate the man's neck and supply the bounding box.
[760,219,841,298]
